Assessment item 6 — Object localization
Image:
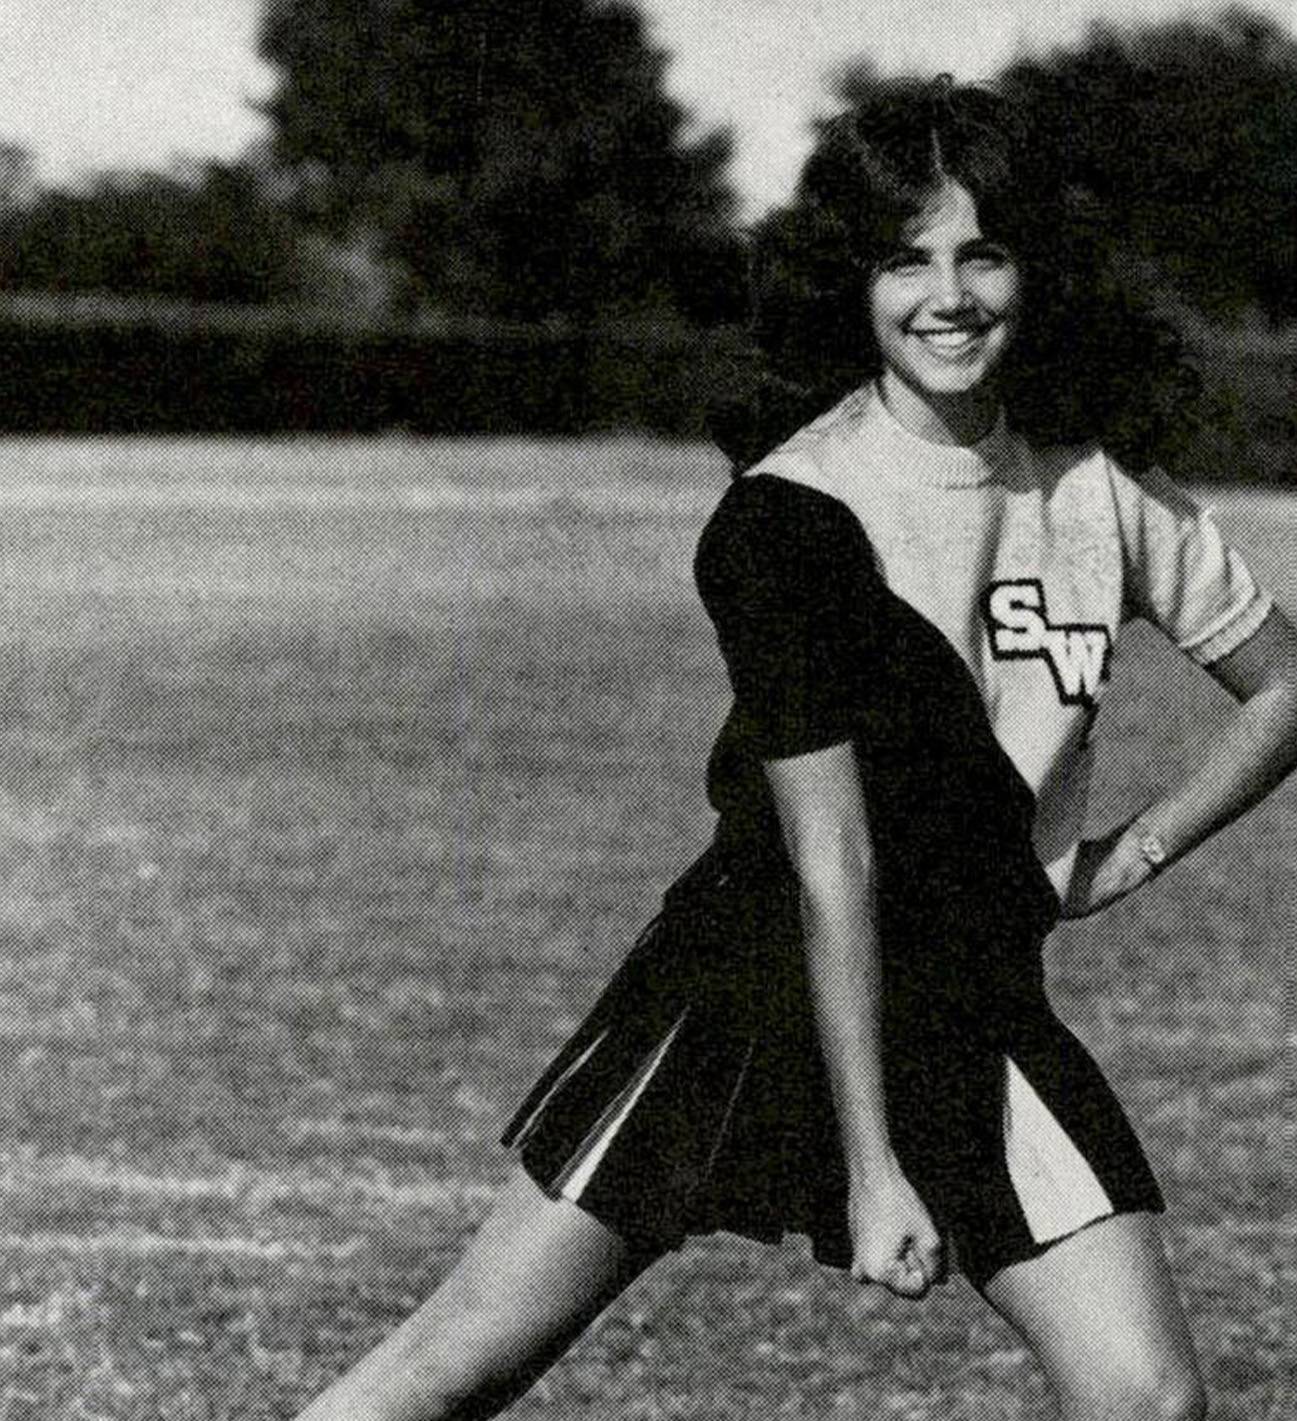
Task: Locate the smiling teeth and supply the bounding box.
[917,330,982,350]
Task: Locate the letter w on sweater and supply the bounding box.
[984,580,1113,706]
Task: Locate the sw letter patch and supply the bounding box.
[983,580,1113,706]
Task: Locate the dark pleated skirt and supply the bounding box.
[501,845,1163,1288]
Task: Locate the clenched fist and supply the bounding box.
[847,1162,946,1299]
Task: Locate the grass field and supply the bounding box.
[0,436,1290,1420]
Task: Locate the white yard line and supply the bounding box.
[0,483,717,516]
[281,1119,461,1149]
[0,1151,498,1213]
[0,1231,363,1262]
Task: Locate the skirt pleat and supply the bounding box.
[500,849,1164,1286]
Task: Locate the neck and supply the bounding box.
[878,371,1002,446]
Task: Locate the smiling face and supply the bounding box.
[869,180,1022,444]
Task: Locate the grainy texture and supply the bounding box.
[0,436,1289,1420]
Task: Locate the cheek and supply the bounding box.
[988,270,1023,322]
[868,280,908,338]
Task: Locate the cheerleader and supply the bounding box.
[295,80,1297,1421]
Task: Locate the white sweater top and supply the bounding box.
[748,383,1272,898]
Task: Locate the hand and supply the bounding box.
[846,1161,945,1299]
[1062,821,1154,919]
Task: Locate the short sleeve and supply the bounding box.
[1111,461,1273,664]
[694,477,871,760]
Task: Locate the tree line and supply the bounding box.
[0,2,1293,327]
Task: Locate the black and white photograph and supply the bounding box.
[0,2,1292,1418]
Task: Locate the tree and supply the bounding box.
[0,160,338,305]
[0,145,36,212]
[257,0,745,322]
[1002,8,1297,322]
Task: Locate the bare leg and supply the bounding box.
[981,1213,1206,1421]
[296,1165,660,1421]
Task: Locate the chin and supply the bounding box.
[909,363,1001,399]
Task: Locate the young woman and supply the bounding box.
[295,81,1297,1421]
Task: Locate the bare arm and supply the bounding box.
[1066,605,1297,915]
[694,478,943,1292]
[764,739,944,1295]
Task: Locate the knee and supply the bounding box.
[377,1278,534,1420]
[297,1346,490,1421]
[1061,1358,1206,1421]
[1138,1366,1207,1421]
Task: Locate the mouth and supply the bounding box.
[908,325,994,355]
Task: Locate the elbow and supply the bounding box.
[1280,685,1297,764]
[789,825,877,913]
[1259,674,1297,740]
[1279,679,1297,733]
[1236,674,1297,784]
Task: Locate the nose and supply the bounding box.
[930,259,972,313]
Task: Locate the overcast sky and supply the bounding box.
[0,0,1292,219]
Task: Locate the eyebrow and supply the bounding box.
[885,238,1008,257]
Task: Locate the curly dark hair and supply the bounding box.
[709,77,1199,474]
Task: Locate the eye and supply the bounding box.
[961,243,1015,269]
[874,249,927,276]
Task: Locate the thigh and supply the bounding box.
[433,1162,657,1355]
[981,1212,1203,1418]
[298,1165,660,1421]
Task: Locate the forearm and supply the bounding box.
[762,741,904,1177]
[1136,678,1297,865]
[798,853,896,1172]
[762,743,940,1290]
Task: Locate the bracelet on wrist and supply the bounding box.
[1131,819,1169,876]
